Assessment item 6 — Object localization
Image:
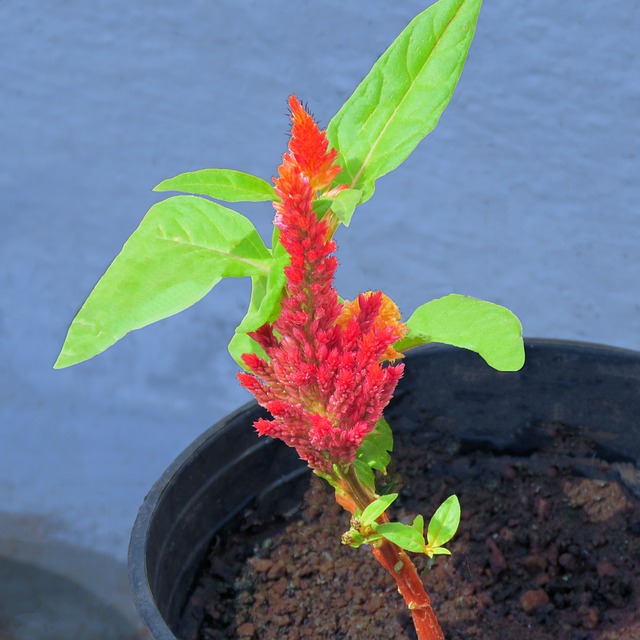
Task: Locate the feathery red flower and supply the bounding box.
[283,95,342,192]
[238,95,406,473]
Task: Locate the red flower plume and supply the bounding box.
[238,96,406,473]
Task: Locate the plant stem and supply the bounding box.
[340,467,445,640]
[370,540,444,640]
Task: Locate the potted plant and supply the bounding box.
[55,0,640,638]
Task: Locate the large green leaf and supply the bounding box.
[327,0,481,202]
[395,294,525,371]
[154,169,276,202]
[55,196,273,368]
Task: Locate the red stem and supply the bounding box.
[338,467,445,640]
[371,540,444,640]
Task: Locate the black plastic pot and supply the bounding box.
[129,339,640,640]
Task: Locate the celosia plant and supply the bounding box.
[55,0,524,638]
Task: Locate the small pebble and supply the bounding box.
[271,614,291,626]
[502,464,518,480]
[582,607,599,630]
[520,588,550,615]
[251,558,274,573]
[485,537,508,574]
[267,560,287,580]
[534,573,550,587]
[596,560,616,578]
[272,576,288,596]
[536,497,549,520]
[522,553,547,573]
[558,552,576,570]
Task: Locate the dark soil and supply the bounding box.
[180,419,640,640]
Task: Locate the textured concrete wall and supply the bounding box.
[3,0,639,575]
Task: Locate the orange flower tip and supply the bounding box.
[337,292,408,361]
[384,347,405,362]
[282,94,342,192]
[288,94,306,119]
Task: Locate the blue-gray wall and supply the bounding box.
[3,0,639,583]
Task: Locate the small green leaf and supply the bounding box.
[360,493,398,527]
[376,522,426,554]
[331,189,362,226]
[228,331,267,367]
[55,196,272,368]
[427,495,461,548]
[229,259,288,367]
[412,514,425,535]
[395,294,525,371]
[311,189,361,226]
[154,169,276,202]
[229,228,289,367]
[312,198,333,217]
[356,416,394,473]
[353,458,376,491]
[327,0,482,202]
[429,546,452,556]
[314,467,342,493]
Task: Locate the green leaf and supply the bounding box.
[314,466,342,493]
[353,458,376,491]
[229,261,288,367]
[327,0,482,202]
[356,416,394,473]
[429,546,452,556]
[412,514,425,535]
[228,331,268,367]
[312,198,333,218]
[330,189,362,226]
[375,522,426,554]
[427,495,460,548]
[360,493,398,527]
[395,294,525,371]
[311,189,362,227]
[55,196,272,369]
[154,169,276,202]
[229,228,289,367]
